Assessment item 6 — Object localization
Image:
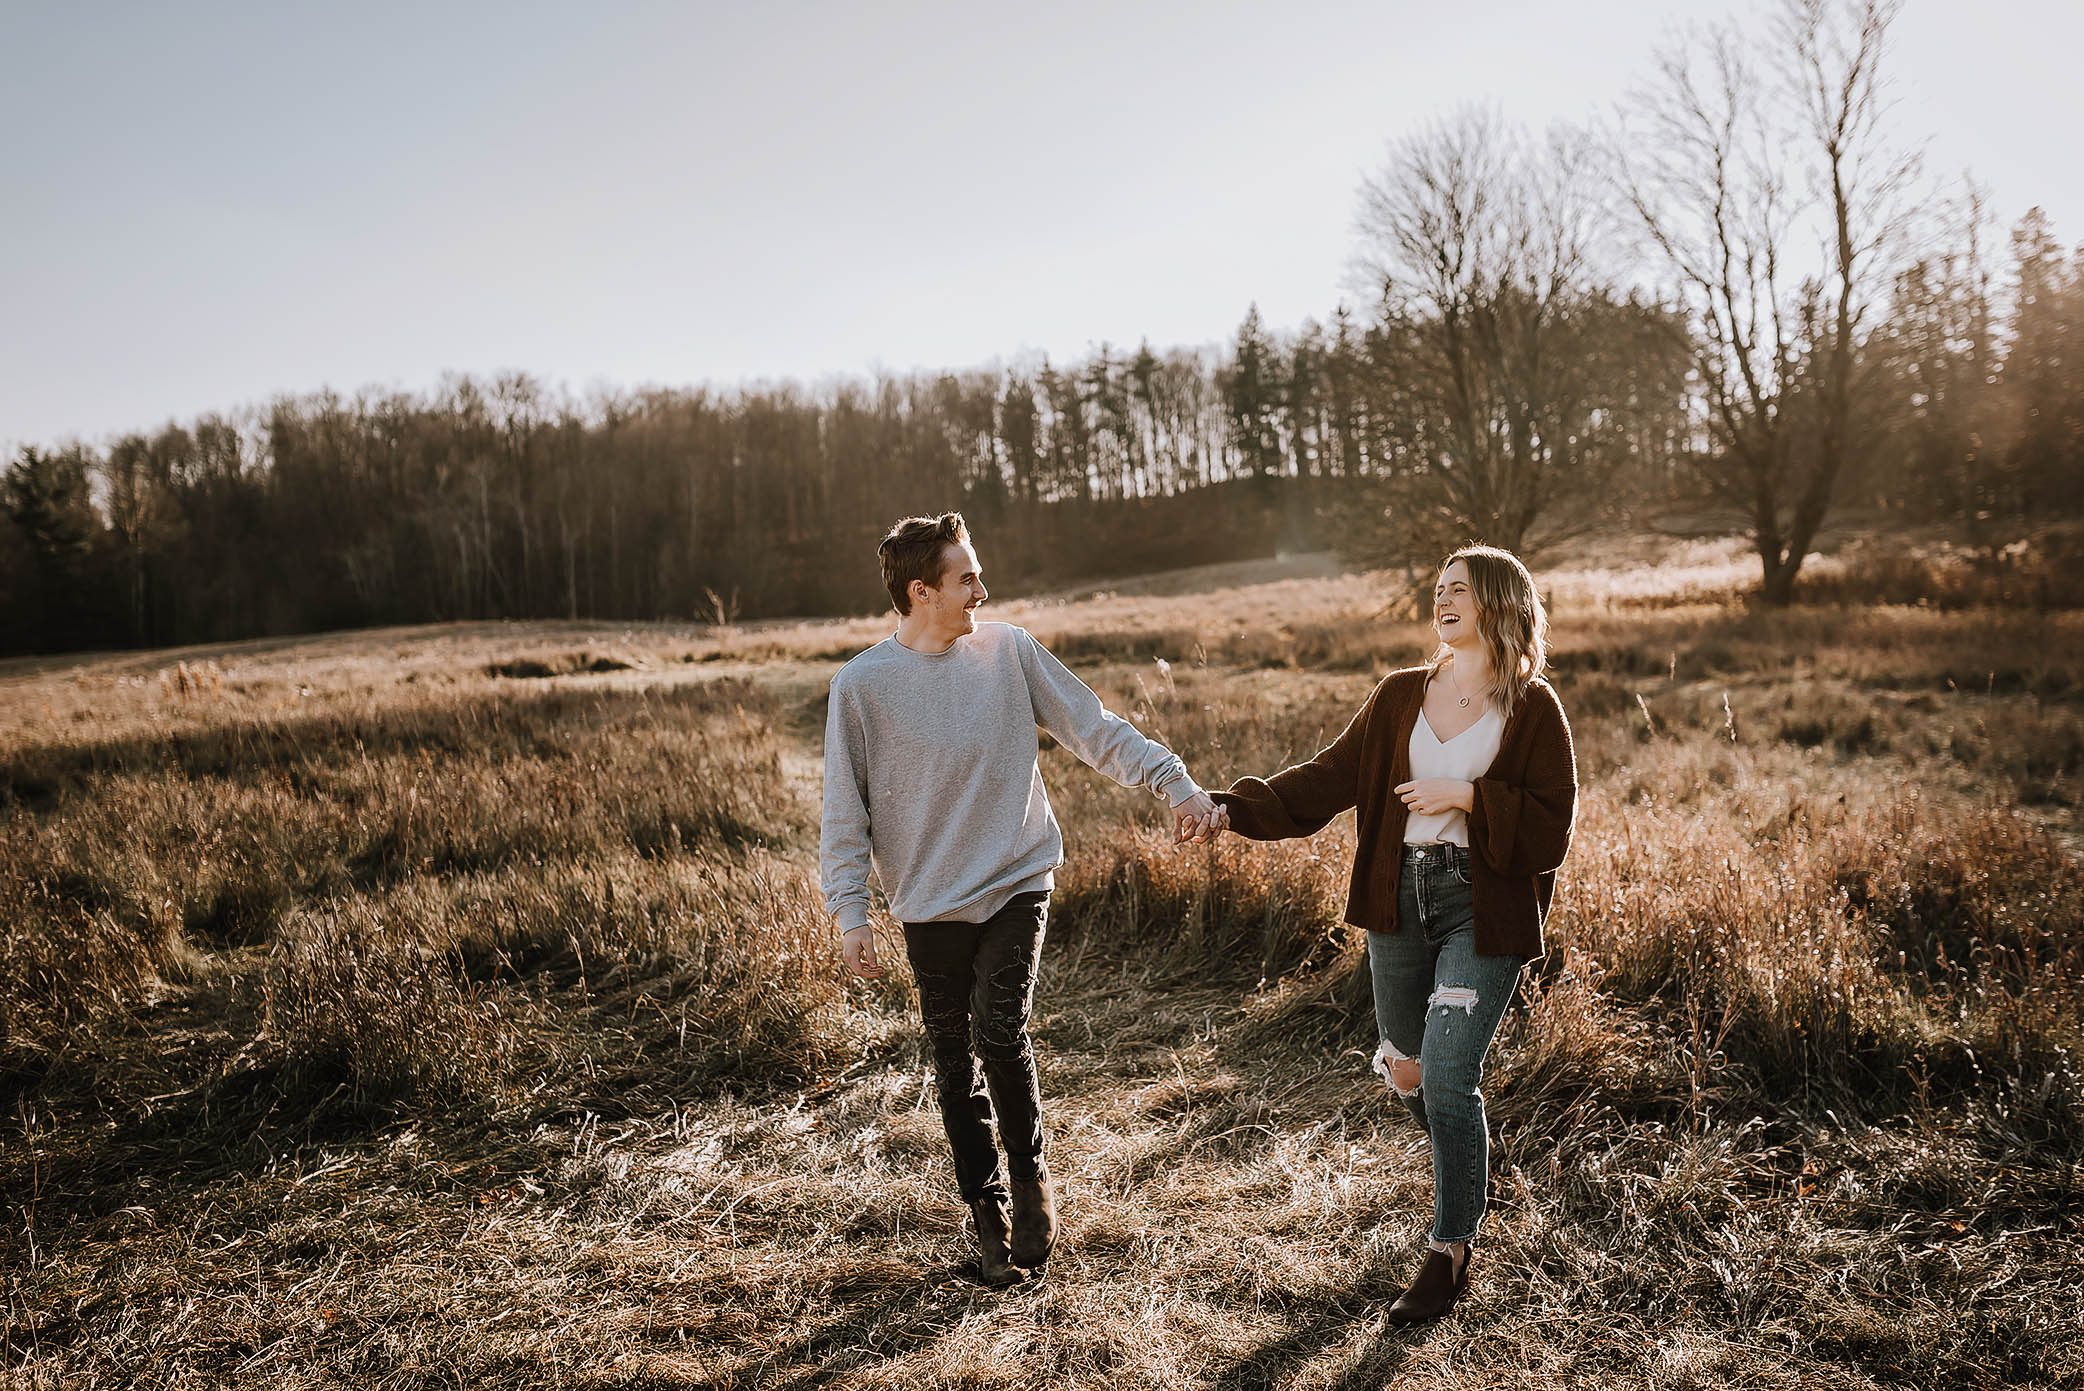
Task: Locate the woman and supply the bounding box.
[1210,544,1576,1323]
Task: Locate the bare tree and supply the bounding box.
[98,432,170,644]
[1621,0,1919,603]
[1351,108,1631,561]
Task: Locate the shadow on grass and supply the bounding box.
[3,972,547,1278]
[680,1266,994,1391]
[1206,1260,1440,1391]
[5,1063,496,1251]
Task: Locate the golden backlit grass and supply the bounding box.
[3,531,2081,1389]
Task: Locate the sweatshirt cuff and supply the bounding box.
[1157,772,1204,807]
[834,904,872,934]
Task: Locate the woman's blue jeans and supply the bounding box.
[1366,842,1525,1246]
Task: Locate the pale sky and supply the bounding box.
[3,0,2078,452]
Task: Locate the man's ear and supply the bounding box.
[909,578,931,610]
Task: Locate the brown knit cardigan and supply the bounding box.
[1210,666,1577,958]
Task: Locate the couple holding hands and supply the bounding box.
[820,512,1576,1324]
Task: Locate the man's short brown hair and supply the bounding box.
[878,512,968,616]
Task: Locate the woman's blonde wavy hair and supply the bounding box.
[1426,544,1549,719]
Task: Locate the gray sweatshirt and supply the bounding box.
[820,621,1200,933]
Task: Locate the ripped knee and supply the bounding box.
[971,1026,1032,1066]
[1428,986,1480,1014]
[1371,1038,1423,1097]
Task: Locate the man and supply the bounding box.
[821,512,1225,1285]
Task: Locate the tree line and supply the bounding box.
[0,304,1696,656]
[5,0,2080,656]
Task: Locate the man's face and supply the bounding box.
[914,539,987,632]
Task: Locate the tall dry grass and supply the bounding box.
[0,677,847,1124]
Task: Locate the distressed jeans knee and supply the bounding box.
[1370,1038,1423,1098]
[1428,986,1481,1014]
[971,1021,1033,1069]
[972,952,1039,1063]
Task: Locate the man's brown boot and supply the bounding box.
[1009,1162,1057,1268]
[969,1197,1024,1287]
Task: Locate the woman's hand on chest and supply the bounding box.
[1394,779,1475,816]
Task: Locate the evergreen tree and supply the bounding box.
[1225,304,1285,488]
[3,446,106,651]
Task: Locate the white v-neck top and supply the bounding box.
[1403,704,1504,845]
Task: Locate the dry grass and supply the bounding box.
[4,529,2081,1389]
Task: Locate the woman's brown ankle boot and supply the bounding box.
[1383,1244,1471,1324]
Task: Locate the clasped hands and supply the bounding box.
[1172,790,1228,844]
[1173,781,1470,843]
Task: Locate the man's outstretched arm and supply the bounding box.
[1016,629,1224,843]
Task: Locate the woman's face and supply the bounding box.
[1433,559,1480,650]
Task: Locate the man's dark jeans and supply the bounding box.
[902,891,1050,1205]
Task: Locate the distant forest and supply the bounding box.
[6,1,2081,657]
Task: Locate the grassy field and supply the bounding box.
[4,527,2081,1389]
